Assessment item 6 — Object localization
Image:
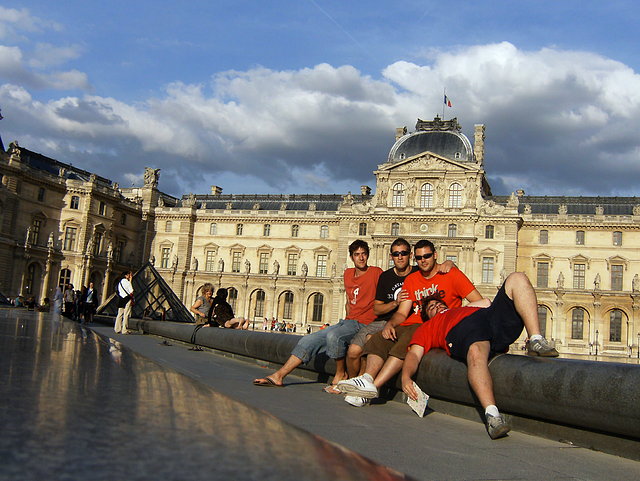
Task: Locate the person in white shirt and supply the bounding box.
[114,271,134,334]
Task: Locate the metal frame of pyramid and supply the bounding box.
[96,262,194,323]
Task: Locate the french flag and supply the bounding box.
[444,95,452,107]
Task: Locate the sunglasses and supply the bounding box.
[414,253,434,261]
[391,250,410,257]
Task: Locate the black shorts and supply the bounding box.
[445,284,524,361]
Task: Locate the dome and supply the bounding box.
[388,117,474,164]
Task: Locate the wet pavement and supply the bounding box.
[2,308,640,481]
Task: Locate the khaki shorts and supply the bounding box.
[350,320,386,348]
[363,324,422,361]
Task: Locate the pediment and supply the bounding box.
[377,151,479,174]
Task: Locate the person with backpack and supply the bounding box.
[114,271,134,334]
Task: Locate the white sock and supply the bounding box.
[485,405,500,418]
[530,334,543,342]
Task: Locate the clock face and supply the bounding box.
[420,224,428,233]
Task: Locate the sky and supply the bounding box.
[1,1,639,198]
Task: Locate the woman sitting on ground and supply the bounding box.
[205,288,250,330]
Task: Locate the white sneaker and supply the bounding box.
[337,373,378,399]
[344,395,369,407]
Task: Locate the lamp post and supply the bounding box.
[595,329,599,356]
[637,333,640,360]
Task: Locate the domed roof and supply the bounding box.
[388,117,474,164]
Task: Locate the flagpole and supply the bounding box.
[442,88,446,119]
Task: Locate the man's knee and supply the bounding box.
[466,341,490,364]
[347,343,363,359]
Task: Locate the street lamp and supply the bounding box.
[637,333,640,360]
[595,329,599,356]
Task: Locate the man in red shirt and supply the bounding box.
[253,240,382,388]
[402,271,558,439]
[337,239,482,406]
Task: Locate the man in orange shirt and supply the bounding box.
[337,239,482,406]
[253,240,382,388]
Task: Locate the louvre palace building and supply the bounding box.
[2,116,640,359]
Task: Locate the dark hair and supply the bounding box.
[349,239,370,256]
[215,288,228,300]
[390,238,410,252]
[420,294,447,322]
[414,239,435,253]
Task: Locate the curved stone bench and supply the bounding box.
[124,318,640,459]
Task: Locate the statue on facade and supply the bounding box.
[171,255,178,270]
[524,204,532,214]
[47,232,55,249]
[143,167,160,187]
[157,196,165,207]
[308,202,317,211]
[506,192,519,208]
[107,242,114,260]
[557,272,564,289]
[226,202,233,209]
[272,260,280,275]
[149,254,155,266]
[596,205,604,215]
[342,192,354,206]
[192,256,198,271]
[25,226,32,246]
[113,182,119,191]
[594,273,601,290]
[331,263,337,277]
[184,193,196,207]
[244,259,251,273]
[8,141,21,162]
[218,258,224,272]
[301,262,308,277]
[558,204,568,215]
[86,235,94,255]
[633,274,640,292]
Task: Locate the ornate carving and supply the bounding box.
[184,193,196,207]
[244,259,251,273]
[633,274,640,292]
[272,260,280,275]
[506,192,519,208]
[479,200,505,215]
[218,258,225,272]
[594,273,601,290]
[301,262,308,277]
[558,204,567,215]
[557,272,564,289]
[596,205,604,215]
[144,167,160,187]
[192,257,198,271]
[524,204,532,214]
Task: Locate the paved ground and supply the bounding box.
[3,309,640,481]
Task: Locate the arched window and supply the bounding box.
[320,225,329,239]
[291,224,299,237]
[448,223,457,237]
[358,223,367,236]
[70,195,80,209]
[609,309,623,342]
[485,225,494,239]
[391,183,405,207]
[228,287,238,311]
[209,223,217,235]
[312,293,324,323]
[420,183,434,208]
[165,220,172,233]
[58,268,72,287]
[571,307,584,339]
[448,182,462,208]
[537,305,550,337]
[391,222,399,236]
[283,291,294,320]
[254,290,265,318]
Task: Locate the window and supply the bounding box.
[485,225,494,239]
[448,182,462,208]
[573,263,585,289]
[391,222,399,236]
[538,306,549,337]
[37,187,45,202]
[116,240,125,263]
[120,213,126,226]
[70,195,79,209]
[205,251,216,271]
[254,290,265,317]
[446,255,457,263]
[165,221,172,233]
[209,223,217,235]
[611,265,623,291]
[99,201,107,216]
[93,232,103,256]
[537,262,549,288]
[63,227,77,251]
[232,252,242,272]
[312,293,324,323]
[291,224,299,237]
[30,219,41,245]
[391,183,405,207]
[571,308,584,339]
[609,310,622,342]
[448,223,457,237]
[320,225,328,239]
[576,230,585,245]
[161,247,170,268]
[287,253,298,276]
[263,224,271,236]
[613,231,622,246]
[539,230,548,244]
[420,183,433,208]
[228,287,238,311]
[58,268,71,287]
[236,223,243,236]
[481,257,494,284]
[283,292,294,320]
[259,252,269,274]
[358,223,367,236]
[316,254,327,277]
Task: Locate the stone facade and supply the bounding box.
[1,117,639,359]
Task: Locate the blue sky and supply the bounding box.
[1,1,640,197]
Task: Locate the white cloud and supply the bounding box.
[3,41,640,196]
[0,7,61,41]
